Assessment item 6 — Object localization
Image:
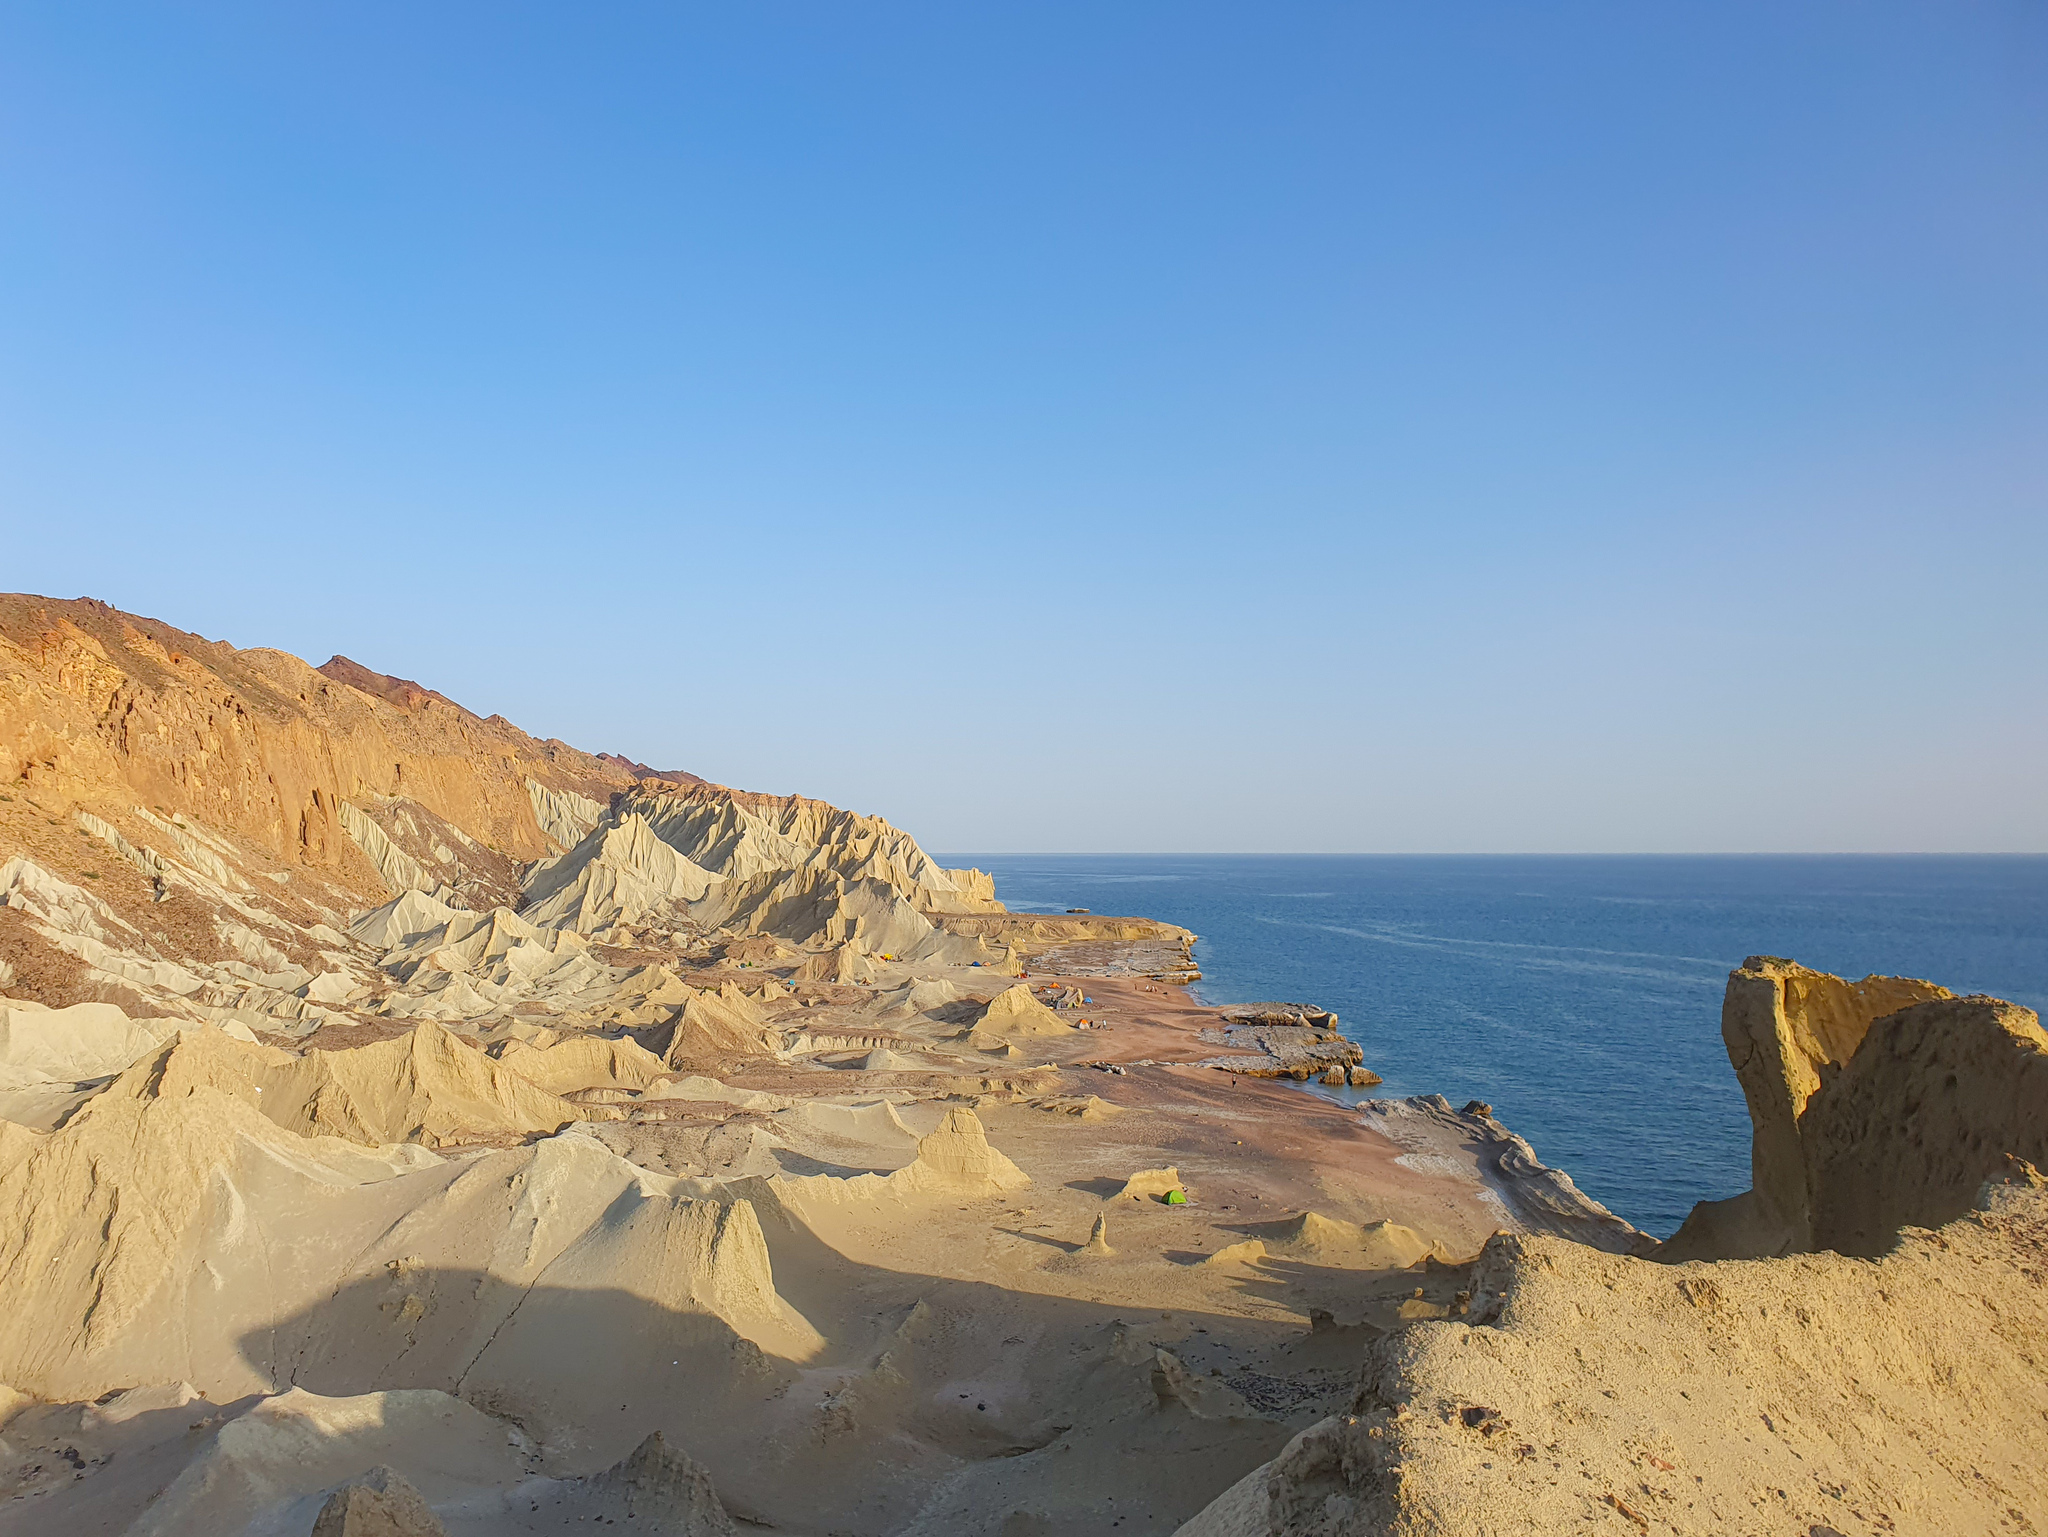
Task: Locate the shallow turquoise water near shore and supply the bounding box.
[938,854,2048,1237]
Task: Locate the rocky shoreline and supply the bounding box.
[0,595,2042,1535]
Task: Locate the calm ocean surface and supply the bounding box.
[938,854,2048,1237]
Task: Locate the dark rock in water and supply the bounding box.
[1197,1018,1362,1078]
[1218,1001,1338,1031]
[1356,1094,1656,1256]
[584,1431,738,1534]
[310,1466,447,1537]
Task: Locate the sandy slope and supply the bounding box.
[0,945,1573,1534]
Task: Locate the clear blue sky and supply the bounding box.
[3,4,2043,852]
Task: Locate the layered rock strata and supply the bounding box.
[1199,1021,1364,1079]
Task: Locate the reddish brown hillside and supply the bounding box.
[0,594,646,871]
[313,655,460,712]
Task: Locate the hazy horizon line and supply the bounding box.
[933,849,2048,859]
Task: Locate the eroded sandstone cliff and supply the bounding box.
[1659,955,2048,1260]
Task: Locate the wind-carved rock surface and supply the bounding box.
[1661,954,2011,1259]
[1800,992,2048,1256]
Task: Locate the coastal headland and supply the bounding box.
[0,594,2042,1535]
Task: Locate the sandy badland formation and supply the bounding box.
[0,593,2043,1535]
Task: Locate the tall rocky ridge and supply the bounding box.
[0,593,1017,1023]
[0,593,648,877]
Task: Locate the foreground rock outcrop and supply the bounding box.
[1183,1164,2048,1537]
[1177,962,2048,1537]
[1667,955,2048,1259]
[310,1466,449,1537]
[574,1431,738,1534]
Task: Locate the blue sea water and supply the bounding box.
[937,854,2048,1237]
